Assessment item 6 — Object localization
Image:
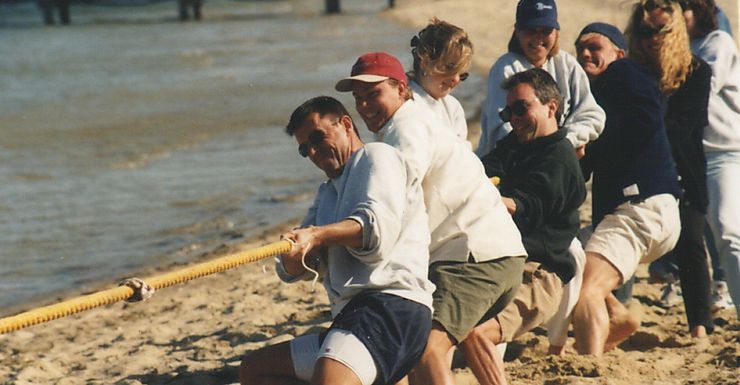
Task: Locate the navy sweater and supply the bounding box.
[582,59,681,225]
[664,56,711,213]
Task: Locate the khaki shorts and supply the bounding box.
[430,256,525,343]
[585,193,680,283]
[497,262,563,342]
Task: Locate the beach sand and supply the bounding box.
[1,1,738,384]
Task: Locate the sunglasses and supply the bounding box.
[635,22,672,39]
[459,72,469,82]
[298,130,326,158]
[498,100,531,122]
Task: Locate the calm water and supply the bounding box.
[0,0,484,314]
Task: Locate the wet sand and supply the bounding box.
[1,1,738,384]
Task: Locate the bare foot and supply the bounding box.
[690,325,707,338]
[604,297,640,352]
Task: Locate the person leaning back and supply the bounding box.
[239,96,435,385]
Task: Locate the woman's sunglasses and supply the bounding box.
[298,130,326,158]
[498,100,531,123]
[635,22,672,39]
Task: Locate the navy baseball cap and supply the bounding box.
[516,0,560,30]
[576,22,627,50]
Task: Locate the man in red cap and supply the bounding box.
[337,52,528,385]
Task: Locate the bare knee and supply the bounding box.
[461,319,503,349]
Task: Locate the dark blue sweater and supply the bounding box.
[582,59,681,225]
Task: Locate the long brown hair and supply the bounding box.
[626,0,694,94]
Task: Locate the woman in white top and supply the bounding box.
[683,0,740,317]
[408,18,471,142]
[477,0,605,157]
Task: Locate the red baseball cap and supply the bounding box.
[335,52,408,92]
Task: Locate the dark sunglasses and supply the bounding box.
[298,130,326,158]
[635,22,672,39]
[498,100,531,122]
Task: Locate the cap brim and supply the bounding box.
[335,74,390,92]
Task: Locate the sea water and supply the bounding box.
[0,0,485,314]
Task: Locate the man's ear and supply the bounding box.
[397,80,408,99]
[547,99,559,119]
[616,48,626,59]
[339,114,354,133]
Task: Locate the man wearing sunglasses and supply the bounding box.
[572,23,681,355]
[336,52,527,385]
[463,68,586,385]
[240,96,436,385]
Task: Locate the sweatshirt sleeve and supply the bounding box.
[343,146,410,263]
[477,58,515,157]
[561,55,606,148]
[664,59,711,147]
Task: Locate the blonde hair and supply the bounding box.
[411,17,473,77]
[626,0,694,94]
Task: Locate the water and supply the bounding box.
[0,0,485,315]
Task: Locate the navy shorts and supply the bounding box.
[329,291,432,385]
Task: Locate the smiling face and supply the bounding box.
[351,80,407,133]
[505,82,558,143]
[576,34,625,81]
[515,27,558,66]
[293,112,354,179]
[418,63,469,99]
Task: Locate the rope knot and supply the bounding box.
[119,278,155,302]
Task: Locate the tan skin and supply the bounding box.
[455,83,559,385]
[571,14,679,354]
[240,112,367,385]
[352,79,407,133]
[416,62,469,100]
[516,27,558,67]
[576,34,626,82]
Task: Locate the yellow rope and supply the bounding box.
[0,240,292,334]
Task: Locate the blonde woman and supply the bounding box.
[408,18,472,142]
[477,0,605,157]
[626,0,713,338]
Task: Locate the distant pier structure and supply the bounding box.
[325,0,395,14]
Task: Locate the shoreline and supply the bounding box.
[0,217,302,319]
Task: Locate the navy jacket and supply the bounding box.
[664,56,711,213]
[582,59,681,225]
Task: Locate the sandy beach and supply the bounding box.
[1,1,738,384]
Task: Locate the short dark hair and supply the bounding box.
[286,96,356,136]
[681,0,718,37]
[502,68,564,120]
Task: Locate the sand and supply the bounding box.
[1,1,738,384]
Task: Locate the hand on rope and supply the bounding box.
[119,277,155,302]
[280,229,321,290]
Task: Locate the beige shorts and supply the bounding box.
[497,262,563,342]
[584,193,680,283]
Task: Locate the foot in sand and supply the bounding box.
[604,296,640,352]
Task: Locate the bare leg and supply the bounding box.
[603,293,640,352]
[240,340,305,385]
[459,318,508,385]
[312,357,362,385]
[409,322,457,385]
[572,252,622,355]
